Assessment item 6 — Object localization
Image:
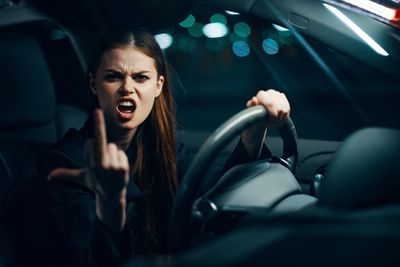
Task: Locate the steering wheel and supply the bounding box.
[168,106,298,253]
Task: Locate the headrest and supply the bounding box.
[320,127,400,209]
[0,33,55,131]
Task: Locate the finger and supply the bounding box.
[246,97,253,107]
[279,93,290,113]
[48,167,86,187]
[246,96,259,107]
[278,110,287,126]
[252,96,259,105]
[84,139,96,168]
[118,150,129,172]
[246,99,252,107]
[94,109,107,160]
[268,106,279,120]
[108,143,119,167]
[285,101,291,116]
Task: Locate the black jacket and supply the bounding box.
[6,117,270,267]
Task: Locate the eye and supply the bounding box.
[104,72,123,82]
[133,74,150,83]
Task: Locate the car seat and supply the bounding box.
[0,152,18,267]
[0,32,87,179]
[0,31,88,267]
[320,127,400,209]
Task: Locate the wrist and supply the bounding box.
[241,124,268,161]
[96,187,127,203]
[95,189,127,232]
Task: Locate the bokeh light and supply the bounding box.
[179,14,196,28]
[154,33,173,49]
[210,13,227,24]
[262,38,279,55]
[234,22,251,38]
[203,23,229,38]
[232,40,250,57]
[188,22,204,38]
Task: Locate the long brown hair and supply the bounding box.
[87,29,178,251]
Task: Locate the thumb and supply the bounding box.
[48,167,86,187]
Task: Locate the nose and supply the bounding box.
[119,76,135,95]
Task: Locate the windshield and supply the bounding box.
[158,4,400,141]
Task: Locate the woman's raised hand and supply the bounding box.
[84,109,130,200]
[48,109,130,232]
[48,110,130,200]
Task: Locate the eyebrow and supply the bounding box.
[104,69,151,75]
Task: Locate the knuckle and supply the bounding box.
[100,160,109,169]
[108,143,117,151]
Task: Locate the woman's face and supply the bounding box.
[90,45,164,135]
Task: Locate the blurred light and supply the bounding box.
[205,38,225,52]
[179,14,196,28]
[229,32,248,43]
[234,22,251,37]
[342,0,399,21]
[262,38,279,55]
[272,24,290,32]
[232,40,250,57]
[225,10,240,15]
[188,22,204,38]
[203,23,229,38]
[50,29,66,40]
[154,33,173,49]
[324,3,389,56]
[210,13,227,24]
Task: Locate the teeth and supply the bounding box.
[119,101,133,107]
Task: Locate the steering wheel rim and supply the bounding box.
[168,106,298,253]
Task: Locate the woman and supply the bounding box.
[36,29,290,266]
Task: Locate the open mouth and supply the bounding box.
[116,99,136,119]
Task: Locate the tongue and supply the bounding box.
[118,105,134,113]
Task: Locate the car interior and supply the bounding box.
[1,0,400,266]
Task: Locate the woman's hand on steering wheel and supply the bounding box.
[246,89,290,128]
[242,89,291,160]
